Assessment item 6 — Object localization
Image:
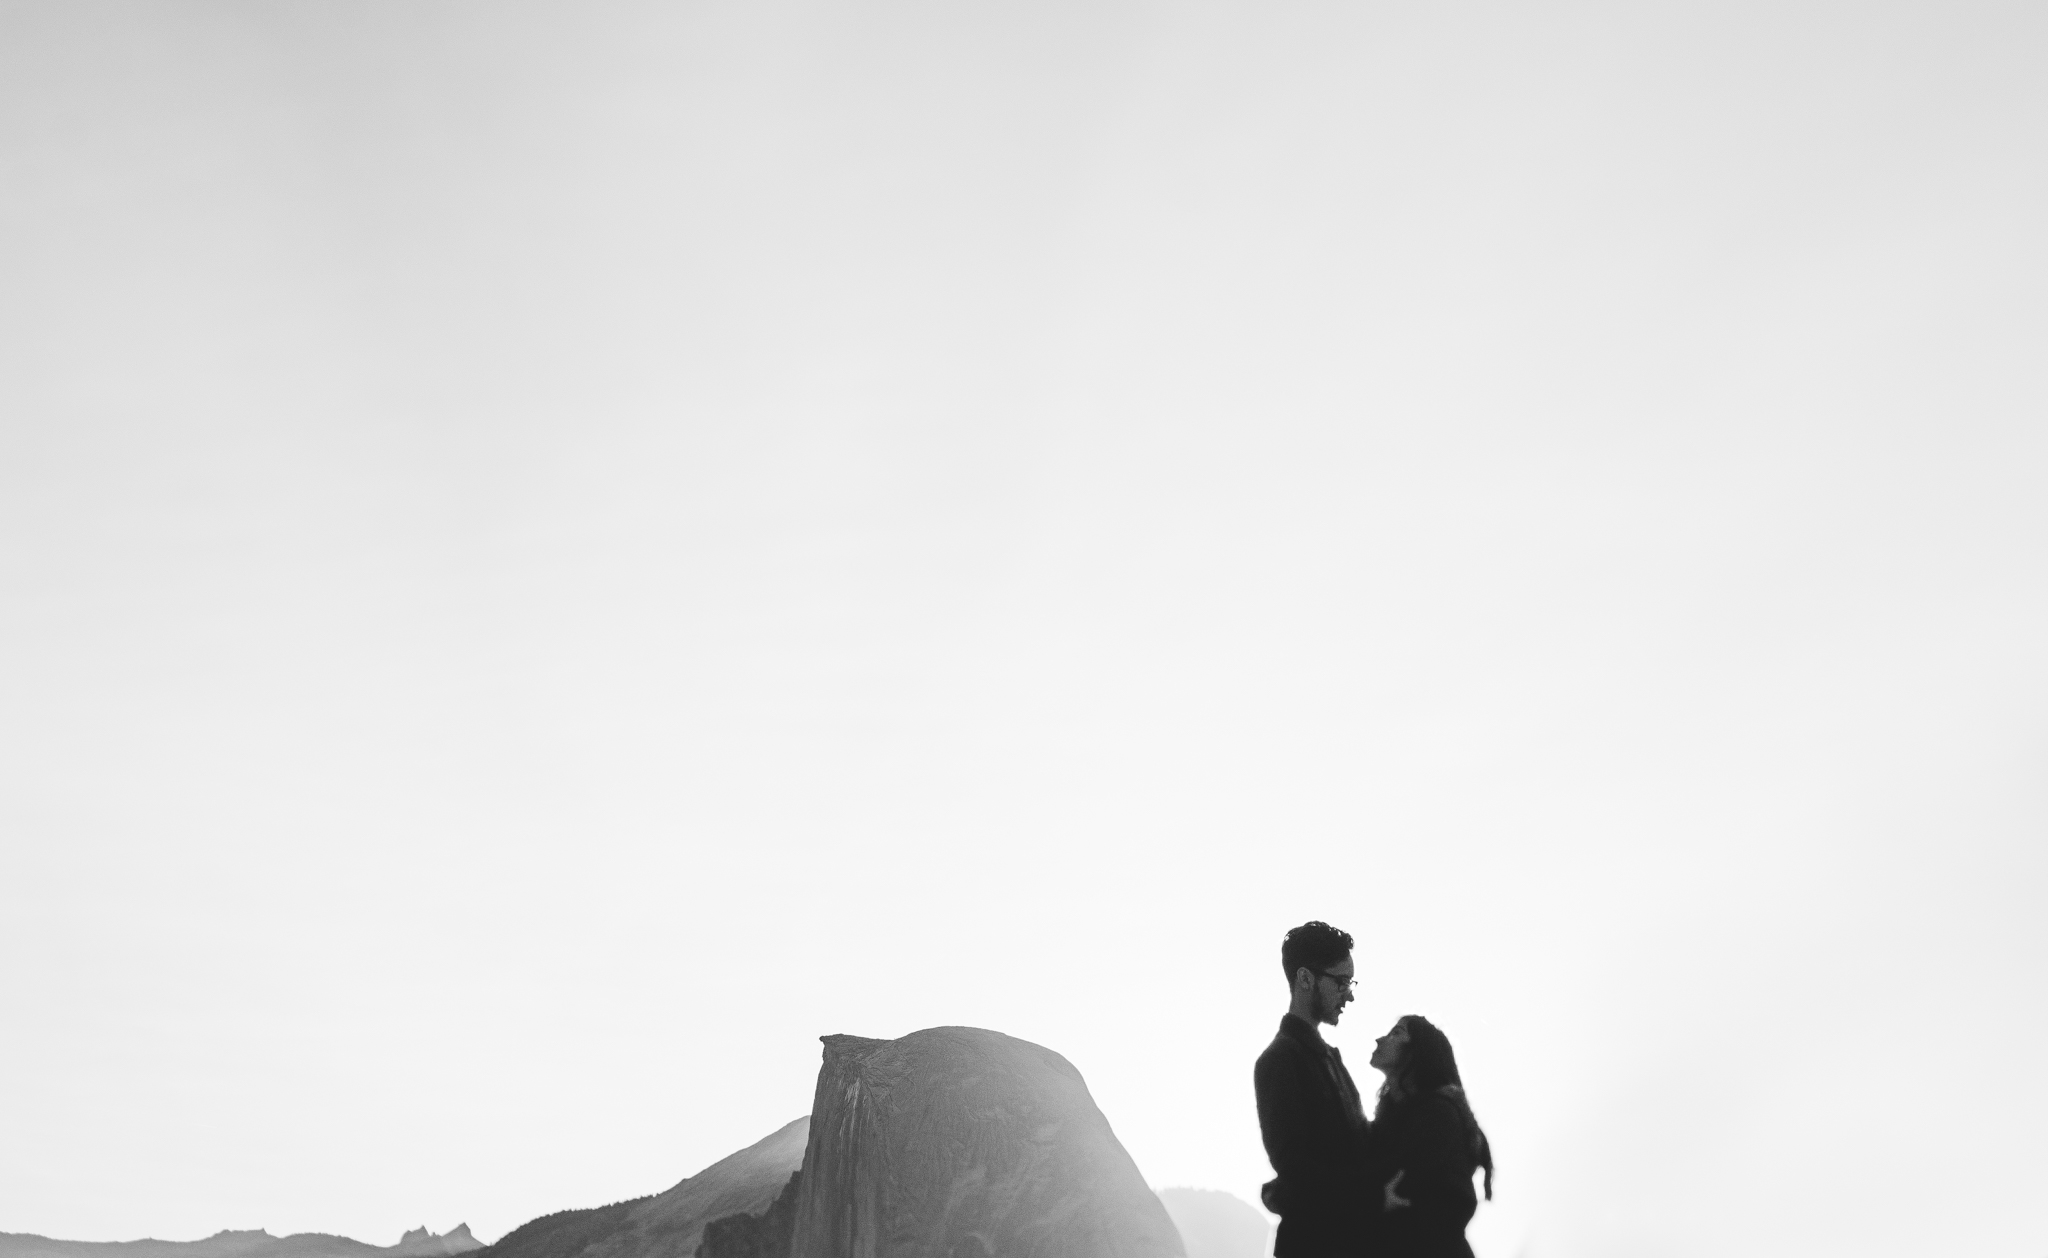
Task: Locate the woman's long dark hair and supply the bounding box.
[1376,1015,1495,1199]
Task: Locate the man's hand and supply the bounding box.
[1383,1170,1411,1211]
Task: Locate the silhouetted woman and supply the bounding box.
[1366,1016,1493,1258]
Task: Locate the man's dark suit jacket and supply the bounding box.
[1255,1014,1372,1257]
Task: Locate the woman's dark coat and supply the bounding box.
[1369,1091,1482,1258]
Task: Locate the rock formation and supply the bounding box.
[1153,1190,1268,1258]
[784,1027,1185,1258]
[394,1231,481,1258]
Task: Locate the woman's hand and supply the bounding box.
[1259,1180,1287,1215]
[1383,1170,1411,1211]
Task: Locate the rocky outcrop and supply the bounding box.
[0,1226,483,1258]
[393,1230,481,1258]
[1153,1190,1268,1258]
[786,1027,1184,1258]
[481,1117,810,1258]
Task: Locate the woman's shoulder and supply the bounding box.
[1377,1086,1468,1122]
[1409,1087,1470,1124]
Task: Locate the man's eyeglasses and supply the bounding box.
[1319,971,1357,992]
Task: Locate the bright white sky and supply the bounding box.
[2,4,2044,1258]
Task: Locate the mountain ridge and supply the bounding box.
[473,1116,809,1258]
[0,1225,482,1258]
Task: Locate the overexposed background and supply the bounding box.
[3,4,2044,1258]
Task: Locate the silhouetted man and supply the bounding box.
[1255,920,1371,1258]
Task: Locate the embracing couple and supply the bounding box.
[1254,921,1494,1258]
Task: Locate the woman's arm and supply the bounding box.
[1388,1096,1478,1228]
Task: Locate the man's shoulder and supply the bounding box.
[1256,1017,1319,1069]
[1256,1032,1295,1067]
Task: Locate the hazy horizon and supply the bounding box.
[3,3,2044,1257]
[0,1230,472,1247]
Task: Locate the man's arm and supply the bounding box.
[1255,1045,1336,1190]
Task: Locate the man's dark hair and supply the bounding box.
[1279,920,1353,984]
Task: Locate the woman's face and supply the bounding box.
[1369,1020,1410,1073]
